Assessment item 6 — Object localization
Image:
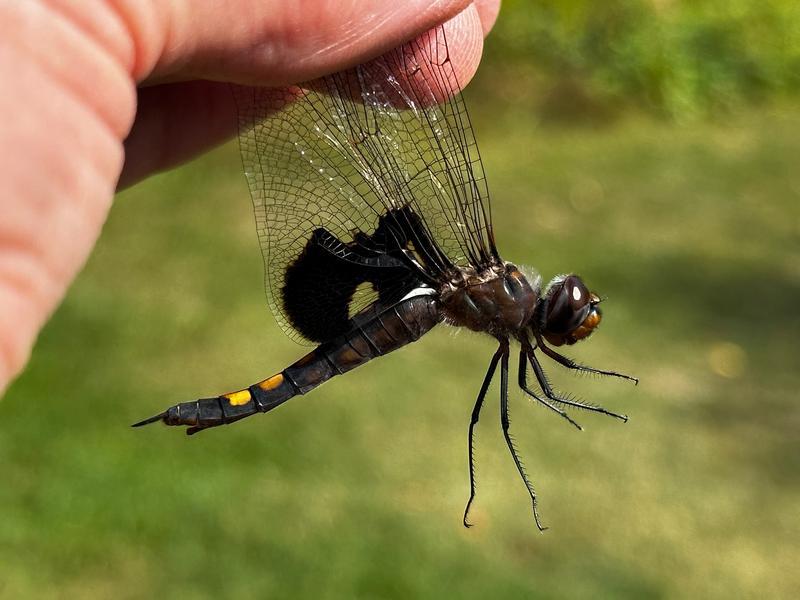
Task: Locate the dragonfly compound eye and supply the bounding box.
[540,275,601,346]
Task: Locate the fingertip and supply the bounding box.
[439,4,485,89]
[473,0,502,36]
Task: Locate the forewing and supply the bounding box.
[234,25,497,344]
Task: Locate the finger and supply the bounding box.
[0,1,129,394]
[138,0,479,86]
[120,5,488,187]
[474,0,502,35]
[118,80,236,189]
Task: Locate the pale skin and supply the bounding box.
[0,0,501,395]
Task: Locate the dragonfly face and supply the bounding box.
[536,274,603,347]
[135,24,638,531]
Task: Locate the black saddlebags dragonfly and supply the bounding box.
[135,25,637,529]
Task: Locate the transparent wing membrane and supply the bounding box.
[234,25,497,344]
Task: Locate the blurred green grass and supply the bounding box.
[480,0,800,119]
[2,96,798,598]
[6,2,800,597]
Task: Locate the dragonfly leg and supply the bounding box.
[527,348,628,423]
[517,350,583,431]
[499,342,547,531]
[535,335,638,385]
[462,342,504,528]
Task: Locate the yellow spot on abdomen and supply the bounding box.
[258,374,284,391]
[224,389,252,406]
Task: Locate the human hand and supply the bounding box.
[0,0,499,395]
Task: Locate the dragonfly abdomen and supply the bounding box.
[283,290,440,391]
[134,290,440,434]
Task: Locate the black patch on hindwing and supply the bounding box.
[281,208,430,343]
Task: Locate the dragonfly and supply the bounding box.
[134,24,637,530]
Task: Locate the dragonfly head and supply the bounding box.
[536,274,602,346]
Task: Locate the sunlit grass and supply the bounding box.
[1,106,798,598]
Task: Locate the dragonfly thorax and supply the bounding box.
[439,263,539,335]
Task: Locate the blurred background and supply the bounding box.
[2,0,798,598]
